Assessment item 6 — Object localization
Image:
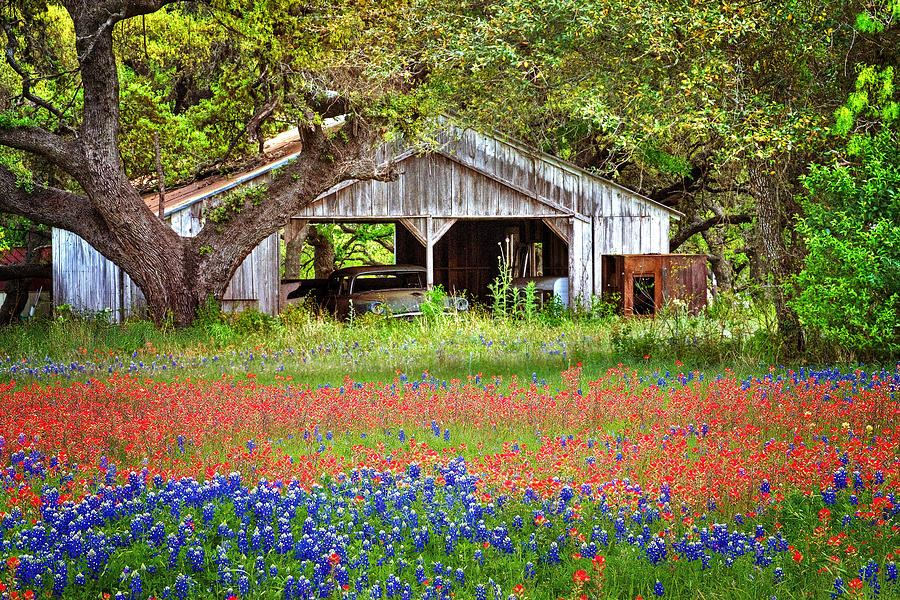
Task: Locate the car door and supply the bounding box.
[323,273,344,316]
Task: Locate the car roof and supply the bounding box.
[330,264,426,278]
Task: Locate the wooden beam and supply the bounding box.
[399,218,428,247]
[542,217,573,246]
[425,215,434,288]
[285,218,308,242]
[430,217,457,244]
[294,214,578,221]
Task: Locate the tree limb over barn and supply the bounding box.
[669,214,754,252]
[0,0,406,325]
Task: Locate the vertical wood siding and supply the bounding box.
[53,204,280,319]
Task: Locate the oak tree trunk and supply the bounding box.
[749,162,804,356]
[307,225,336,278]
[284,220,310,280]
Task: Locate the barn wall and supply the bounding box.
[52,228,145,321]
[53,198,281,318]
[222,231,280,315]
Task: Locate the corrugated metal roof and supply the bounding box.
[0,247,52,292]
[0,247,25,266]
[142,129,303,216]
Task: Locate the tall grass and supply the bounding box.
[0,296,800,388]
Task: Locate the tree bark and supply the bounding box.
[700,231,731,297]
[283,220,310,280]
[669,213,753,252]
[307,225,336,278]
[154,131,166,217]
[0,263,50,280]
[749,163,804,355]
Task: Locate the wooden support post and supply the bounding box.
[592,213,602,296]
[425,215,434,288]
[568,217,578,309]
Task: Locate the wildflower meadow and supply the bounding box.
[1,331,898,599]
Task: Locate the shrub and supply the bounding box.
[232,307,278,333]
[421,284,450,322]
[792,130,900,359]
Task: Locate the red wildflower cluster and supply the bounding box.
[0,367,897,516]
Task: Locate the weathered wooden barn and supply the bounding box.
[52,126,683,318]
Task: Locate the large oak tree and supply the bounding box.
[0,0,412,325]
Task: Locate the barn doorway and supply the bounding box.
[395,219,568,301]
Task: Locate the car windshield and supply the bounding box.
[350,272,423,294]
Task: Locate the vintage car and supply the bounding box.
[287,264,468,319]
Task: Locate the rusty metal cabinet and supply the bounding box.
[602,254,707,316]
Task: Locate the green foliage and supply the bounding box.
[279,297,327,328]
[608,298,775,365]
[232,307,278,333]
[1,0,428,195]
[583,294,619,322]
[834,66,900,135]
[193,296,223,329]
[487,253,514,318]
[288,223,395,280]
[206,185,267,224]
[0,149,34,193]
[793,130,900,357]
[537,295,567,325]
[639,142,693,177]
[410,0,846,180]
[0,113,38,129]
[0,299,787,386]
[521,281,537,323]
[489,259,562,323]
[853,1,900,33]
[420,284,450,322]
[0,214,31,252]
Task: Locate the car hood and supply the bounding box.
[351,289,427,313]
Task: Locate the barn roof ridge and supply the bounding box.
[150,122,682,219]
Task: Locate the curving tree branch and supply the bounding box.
[0,126,80,168]
[0,167,127,262]
[669,213,753,252]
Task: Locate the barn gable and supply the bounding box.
[298,125,681,307]
[296,152,574,221]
